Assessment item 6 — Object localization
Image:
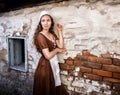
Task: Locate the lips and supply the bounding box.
[44,25,48,27]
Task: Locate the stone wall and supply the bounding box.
[0,0,120,95]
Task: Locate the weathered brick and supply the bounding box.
[104,77,120,83]
[87,56,112,65]
[65,57,74,65]
[82,61,102,69]
[102,65,120,73]
[82,50,90,56]
[113,83,120,91]
[60,63,75,71]
[84,73,102,81]
[81,56,89,61]
[98,57,112,65]
[78,72,83,77]
[74,54,82,61]
[113,58,120,66]
[113,73,120,79]
[73,55,83,66]
[88,56,99,63]
[74,60,82,66]
[80,66,92,73]
[82,50,97,57]
[93,69,112,77]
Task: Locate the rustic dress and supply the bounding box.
[33,33,69,95]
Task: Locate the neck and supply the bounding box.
[42,29,49,34]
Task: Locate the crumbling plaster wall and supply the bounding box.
[0,0,120,95]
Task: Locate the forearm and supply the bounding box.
[42,48,58,60]
[57,31,64,48]
[42,47,66,60]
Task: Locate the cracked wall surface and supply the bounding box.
[0,0,120,95]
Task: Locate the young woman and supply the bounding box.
[33,11,69,95]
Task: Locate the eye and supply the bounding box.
[41,19,45,22]
[47,19,51,22]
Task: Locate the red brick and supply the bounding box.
[102,65,120,73]
[74,54,82,60]
[74,54,109,66]
[78,72,83,77]
[82,50,90,56]
[73,55,83,66]
[113,83,120,91]
[113,58,120,66]
[82,61,102,69]
[65,57,74,65]
[60,63,75,71]
[74,60,82,66]
[86,56,112,65]
[104,77,120,83]
[87,56,98,63]
[80,66,92,73]
[82,50,97,57]
[84,73,102,81]
[93,69,112,77]
[98,57,112,65]
[113,73,120,79]
[66,60,73,65]
[81,56,89,61]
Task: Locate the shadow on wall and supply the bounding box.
[0,0,65,13]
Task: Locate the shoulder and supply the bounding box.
[37,33,46,39]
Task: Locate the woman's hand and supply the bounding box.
[57,23,63,32]
[56,48,67,53]
[56,23,64,48]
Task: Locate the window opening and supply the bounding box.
[8,37,27,72]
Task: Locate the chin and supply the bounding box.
[44,27,50,30]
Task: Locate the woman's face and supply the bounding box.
[41,15,52,31]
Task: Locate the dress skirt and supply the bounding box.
[33,56,69,95]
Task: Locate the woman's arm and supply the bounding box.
[42,48,66,60]
[56,23,64,48]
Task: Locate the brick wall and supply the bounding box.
[60,50,120,95]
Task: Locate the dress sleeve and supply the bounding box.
[37,34,48,50]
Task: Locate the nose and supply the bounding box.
[45,21,48,25]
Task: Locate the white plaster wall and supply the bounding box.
[0,0,120,66]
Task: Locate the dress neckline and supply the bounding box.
[40,32,57,49]
[39,32,55,43]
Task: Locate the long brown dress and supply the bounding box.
[33,33,69,95]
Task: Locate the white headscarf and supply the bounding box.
[39,10,50,21]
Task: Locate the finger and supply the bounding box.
[57,23,62,28]
[57,23,60,27]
